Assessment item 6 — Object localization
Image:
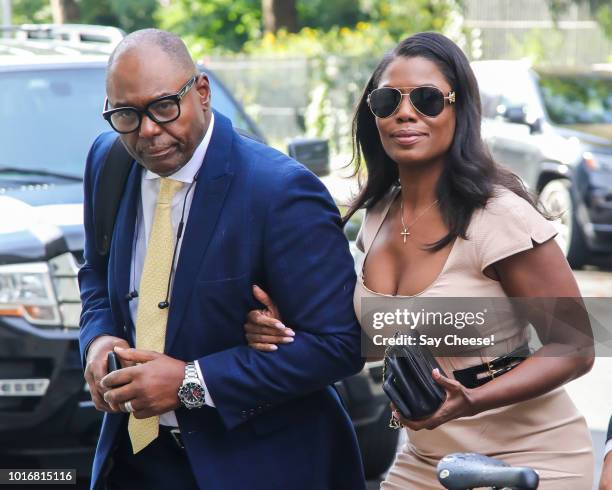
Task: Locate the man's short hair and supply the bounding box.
[107,28,196,82]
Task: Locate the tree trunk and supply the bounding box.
[262,0,298,33]
[50,0,80,24]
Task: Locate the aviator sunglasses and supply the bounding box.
[367,85,456,119]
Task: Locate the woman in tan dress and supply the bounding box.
[242,32,594,489]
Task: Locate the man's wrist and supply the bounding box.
[86,335,118,362]
[177,362,206,409]
[194,360,215,407]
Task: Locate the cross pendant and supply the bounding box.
[401,228,410,243]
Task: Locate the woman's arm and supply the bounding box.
[470,237,594,412]
[397,237,594,431]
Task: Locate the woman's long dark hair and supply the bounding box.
[344,31,545,251]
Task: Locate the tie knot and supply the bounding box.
[157,178,184,204]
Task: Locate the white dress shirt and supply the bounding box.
[129,113,216,426]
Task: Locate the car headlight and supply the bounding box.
[0,262,61,325]
[583,151,612,172]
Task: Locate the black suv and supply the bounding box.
[472,60,612,268]
[0,27,397,482]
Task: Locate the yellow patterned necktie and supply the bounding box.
[129,177,184,454]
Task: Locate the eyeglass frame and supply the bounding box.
[367,85,456,119]
[102,75,198,134]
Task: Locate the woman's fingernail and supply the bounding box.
[114,346,124,351]
[269,345,278,351]
[282,337,294,343]
[433,368,440,376]
[285,329,295,337]
[274,322,286,329]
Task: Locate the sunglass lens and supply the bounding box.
[369,88,402,118]
[410,86,445,117]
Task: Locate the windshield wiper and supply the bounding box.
[0,167,82,182]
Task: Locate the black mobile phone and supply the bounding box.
[107,351,120,374]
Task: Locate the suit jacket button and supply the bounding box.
[241,410,247,418]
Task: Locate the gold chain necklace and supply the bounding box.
[400,197,439,243]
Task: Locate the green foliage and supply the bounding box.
[296,0,364,30]
[11,0,52,24]
[593,3,612,39]
[11,0,155,33]
[242,22,396,57]
[80,0,157,32]
[154,0,262,56]
[360,0,464,39]
[548,0,612,39]
[506,28,566,65]
[156,0,463,56]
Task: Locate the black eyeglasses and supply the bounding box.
[102,75,197,134]
[367,85,456,119]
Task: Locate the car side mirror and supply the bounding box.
[502,105,542,133]
[503,105,528,125]
[287,138,329,177]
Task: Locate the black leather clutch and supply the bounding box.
[382,334,447,421]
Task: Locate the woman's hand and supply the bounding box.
[244,285,295,352]
[392,368,476,431]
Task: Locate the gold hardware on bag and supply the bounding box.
[389,410,404,429]
[383,336,404,430]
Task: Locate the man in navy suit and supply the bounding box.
[79,29,365,490]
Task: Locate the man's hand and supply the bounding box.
[85,335,130,412]
[101,347,186,418]
[600,453,612,490]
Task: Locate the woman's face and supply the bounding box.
[374,56,456,169]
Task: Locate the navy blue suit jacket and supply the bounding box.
[78,111,366,490]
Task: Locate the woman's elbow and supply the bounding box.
[574,351,595,379]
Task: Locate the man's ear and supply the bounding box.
[194,73,211,109]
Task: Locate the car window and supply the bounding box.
[538,74,612,125]
[206,71,255,136]
[0,65,259,177]
[0,66,108,176]
[473,63,540,119]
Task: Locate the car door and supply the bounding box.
[474,62,546,190]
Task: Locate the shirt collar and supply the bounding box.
[144,111,215,183]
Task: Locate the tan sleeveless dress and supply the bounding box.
[353,186,594,489]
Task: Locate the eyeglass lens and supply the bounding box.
[109,98,181,133]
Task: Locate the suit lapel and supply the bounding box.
[112,160,141,344]
[164,111,235,353]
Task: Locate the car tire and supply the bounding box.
[538,179,588,269]
[356,403,400,480]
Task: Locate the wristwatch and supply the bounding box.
[177,362,206,409]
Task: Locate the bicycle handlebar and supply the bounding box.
[437,452,539,489]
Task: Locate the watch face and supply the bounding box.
[179,382,205,408]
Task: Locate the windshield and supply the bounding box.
[538,73,612,125]
[0,65,257,177]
